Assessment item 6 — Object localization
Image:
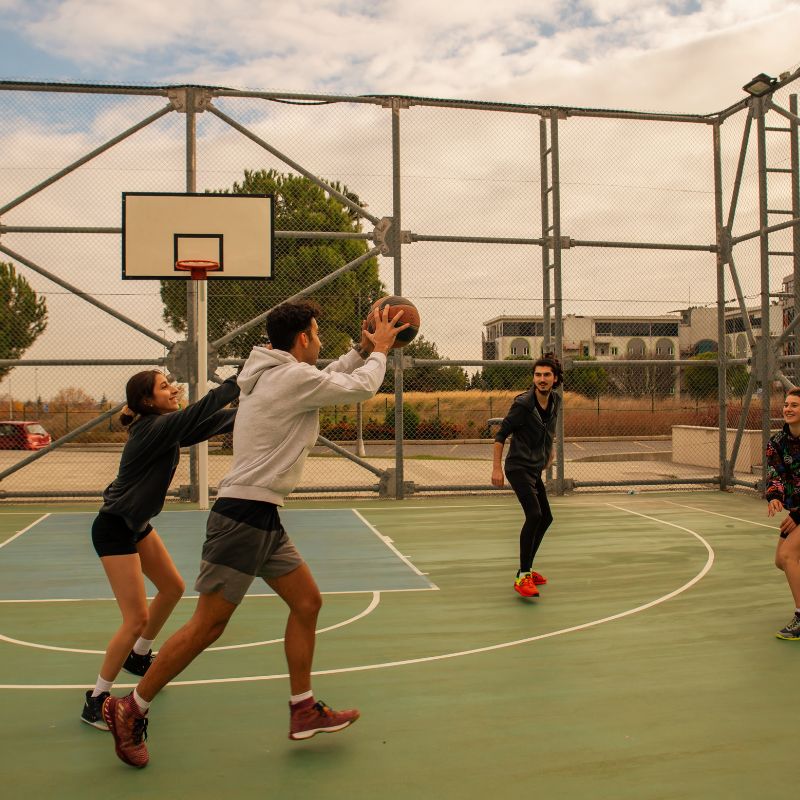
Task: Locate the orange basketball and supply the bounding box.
[366,295,420,348]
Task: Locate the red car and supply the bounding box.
[0,421,52,450]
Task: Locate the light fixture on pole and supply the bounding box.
[742,73,776,97]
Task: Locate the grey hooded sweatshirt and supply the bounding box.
[217,346,387,506]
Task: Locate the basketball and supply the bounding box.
[366,295,420,348]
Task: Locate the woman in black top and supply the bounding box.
[80,370,239,729]
[492,355,562,599]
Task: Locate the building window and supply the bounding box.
[510,338,529,357]
[627,338,646,357]
[655,338,674,357]
[611,346,618,356]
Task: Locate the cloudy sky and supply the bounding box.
[1,0,800,404]
[1,0,798,112]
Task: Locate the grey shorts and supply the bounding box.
[194,497,304,605]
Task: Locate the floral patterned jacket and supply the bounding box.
[765,424,800,523]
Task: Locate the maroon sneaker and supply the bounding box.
[102,693,149,768]
[289,698,360,740]
[531,571,547,586]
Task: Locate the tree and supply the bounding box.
[379,335,468,392]
[563,356,608,399]
[684,352,749,400]
[607,352,673,397]
[471,356,533,391]
[160,169,385,359]
[0,261,48,380]
[50,387,97,410]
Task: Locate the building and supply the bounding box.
[483,305,783,364]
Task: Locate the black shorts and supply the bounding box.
[91,512,153,557]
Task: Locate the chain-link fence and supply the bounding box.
[0,74,798,501]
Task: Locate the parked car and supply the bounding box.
[0,421,52,450]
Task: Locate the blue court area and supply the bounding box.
[0,510,436,601]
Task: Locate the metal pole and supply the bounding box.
[755,97,771,489]
[185,88,207,507]
[391,98,404,499]
[550,110,565,494]
[713,121,729,488]
[792,95,800,383]
[540,117,551,354]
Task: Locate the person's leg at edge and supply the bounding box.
[506,470,542,572]
[103,589,237,767]
[97,554,150,684]
[83,554,149,729]
[268,562,360,740]
[266,562,322,695]
[775,527,800,638]
[135,529,185,645]
[137,589,237,702]
[529,473,553,564]
[505,470,542,596]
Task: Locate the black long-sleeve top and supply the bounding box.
[99,376,240,531]
[494,387,561,473]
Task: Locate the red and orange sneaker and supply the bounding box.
[531,571,547,586]
[102,693,149,768]
[514,572,539,598]
[289,699,360,740]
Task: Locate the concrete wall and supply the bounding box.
[671,425,763,471]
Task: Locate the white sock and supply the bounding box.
[133,689,150,714]
[92,675,113,697]
[290,690,314,705]
[133,637,154,656]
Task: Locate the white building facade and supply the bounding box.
[483,305,783,364]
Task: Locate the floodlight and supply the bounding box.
[742,73,776,97]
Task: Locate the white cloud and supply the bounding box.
[8,1,798,110]
[2,0,800,400]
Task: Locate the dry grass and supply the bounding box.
[323,391,779,438]
[15,392,780,444]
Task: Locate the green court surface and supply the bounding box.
[0,492,797,799]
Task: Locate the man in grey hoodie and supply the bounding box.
[104,299,408,768]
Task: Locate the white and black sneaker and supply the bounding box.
[122,649,154,677]
[776,613,800,641]
[81,690,110,730]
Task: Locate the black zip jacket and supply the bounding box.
[494,387,561,473]
[99,376,240,531]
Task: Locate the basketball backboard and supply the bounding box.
[122,192,273,280]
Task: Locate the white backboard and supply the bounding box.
[122,192,273,280]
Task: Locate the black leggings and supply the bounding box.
[506,469,553,572]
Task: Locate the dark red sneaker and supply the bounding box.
[102,693,149,768]
[289,699,360,740]
[531,571,547,586]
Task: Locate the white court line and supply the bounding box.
[356,503,575,511]
[0,592,382,655]
[351,508,434,581]
[661,500,776,530]
[207,591,381,651]
[0,514,49,549]
[0,586,435,604]
[0,505,714,689]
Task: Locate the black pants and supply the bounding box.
[506,469,553,573]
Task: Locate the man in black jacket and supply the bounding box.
[491,355,562,598]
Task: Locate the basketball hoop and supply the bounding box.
[175,259,220,281]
